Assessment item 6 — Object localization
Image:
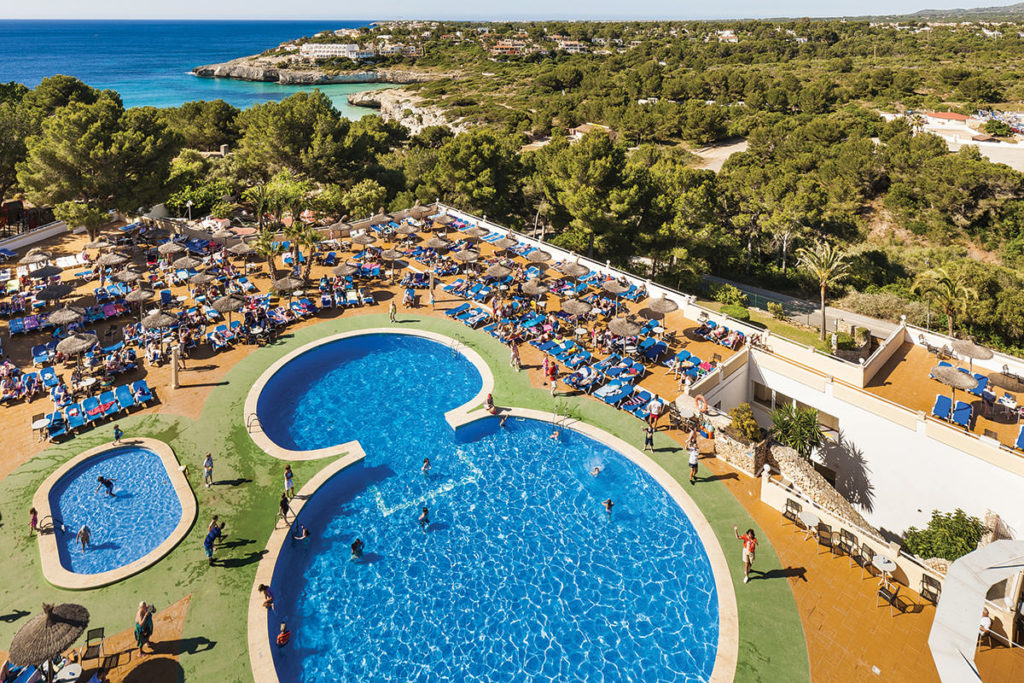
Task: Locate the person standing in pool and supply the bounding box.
[422,458,431,477]
[419,506,430,531]
[292,524,309,540]
[96,476,116,497]
[351,538,365,559]
[113,424,123,444]
[603,499,614,516]
[77,526,91,551]
[283,465,295,499]
[202,453,213,488]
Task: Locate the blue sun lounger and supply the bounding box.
[951,401,972,428]
[132,380,154,404]
[64,402,86,431]
[931,394,952,421]
[46,411,67,440]
[115,384,136,411]
[596,380,633,406]
[1016,425,1024,451]
[98,390,120,418]
[446,303,470,318]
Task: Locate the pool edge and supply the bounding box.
[32,438,198,590]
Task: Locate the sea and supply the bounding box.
[0,20,393,117]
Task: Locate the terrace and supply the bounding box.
[0,204,1020,681]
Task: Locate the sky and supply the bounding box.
[0,0,1014,21]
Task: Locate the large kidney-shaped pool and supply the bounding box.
[49,445,184,576]
[256,333,720,681]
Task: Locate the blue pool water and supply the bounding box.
[49,446,183,575]
[259,334,719,681]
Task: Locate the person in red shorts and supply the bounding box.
[734,526,758,584]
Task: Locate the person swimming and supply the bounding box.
[591,467,600,477]
[292,524,310,540]
[351,538,365,559]
[419,506,430,530]
[77,526,91,550]
[603,499,614,515]
[96,476,116,497]
[422,458,431,477]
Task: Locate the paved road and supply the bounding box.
[703,275,898,339]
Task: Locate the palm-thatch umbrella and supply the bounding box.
[173,255,202,270]
[190,272,217,286]
[951,338,994,374]
[602,279,630,315]
[333,263,359,277]
[228,241,252,256]
[485,263,511,279]
[639,295,678,321]
[141,311,177,330]
[931,365,980,403]
[111,268,143,284]
[453,249,480,265]
[28,265,62,280]
[19,252,50,266]
[464,226,490,240]
[212,229,235,241]
[433,214,454,226]
[48,306,85,326]
[560,260,590,279]
[273,277,303,301]
[85,239,110,249]
[522,279,549,297]
[8,603,90,680]
[380,248,404,281]
[36,283,74,301]
[95,253,127,269]
[395,223,419,237]
[526,249,552,263]
[425,237,450,250]
[407,204,433,221]
[492,237,518,253]
[351,233,377,260]
[158,241,185,255]
[608,317,640,338]
[561,298,593,317]
[370,211,392,225]
[212,294,245,324]
[126,288,154,305]
[56,333,98,363]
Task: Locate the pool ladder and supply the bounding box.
[246,413,263,434]
[450,334,467,357]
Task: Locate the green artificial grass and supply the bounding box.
[0,313,808,682]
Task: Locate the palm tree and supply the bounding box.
[797,241,850,341]
[295,223,324,281]
[252,229,285,280]
[771,403,824,460]
[242,183,271,231]
[914,267,977,337]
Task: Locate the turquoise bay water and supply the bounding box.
[49,446,183,575]
[258,334,719,681]
[0,20,390,116]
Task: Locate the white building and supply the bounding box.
[298,43,376,60]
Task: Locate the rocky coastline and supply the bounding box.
[346,88,470,135]
[191,59,437,86]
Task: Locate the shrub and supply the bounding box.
[834,331,856,350]
[711,283,748,307]
[984,118,1013,137]
[766,301,787,320]
[728,403,763,443]
[834,291,930,327]
[903,509,984,561]
[720,304,750,322]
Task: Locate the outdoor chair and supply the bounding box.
[783,498,802,527]
[920,574,942,605]
[855,544,881,580]
[877,583,909,617]
[837,529,858,563]
[80,627,104,665]
[816,522,834,555]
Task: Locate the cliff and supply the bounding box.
[347,88,471,135]
[191,58,443,86]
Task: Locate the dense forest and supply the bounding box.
[7,19,1024,352]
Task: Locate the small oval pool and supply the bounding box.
[49,445,184,575]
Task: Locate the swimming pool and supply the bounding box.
[48,445,184,575]
[257,333,720,681]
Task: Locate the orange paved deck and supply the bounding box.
[866,342,1024,449]
[2,222,1020,682]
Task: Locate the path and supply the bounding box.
[692,138,748,173]
[704,275,898,339]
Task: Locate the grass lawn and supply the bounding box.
[0,314,808,682]
[697,298,828,352]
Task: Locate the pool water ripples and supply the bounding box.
[257,334,718,681]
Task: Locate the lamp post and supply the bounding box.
[186,200,193,223]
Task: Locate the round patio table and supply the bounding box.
[873,555,897,586]
[54,663,83,682]
[32,417,50,440]
[798,510,819,540]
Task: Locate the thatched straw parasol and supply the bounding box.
[273,276,303,293]
[380,248,403,261]
[395,223,419,236]
[522,280,549,296]
[647,295,679,315]
[56,333,98,356]
[190,272,217,286]
[407,204,433,220]
[433,214,454,226]
[19,252,50,266]
[464,226,490,239]
[212,229,235,241]
[85,239,110,249]
[95,253,127,268]
[8,603,90,671]
[492,237,518,252]
[425,237,450,250]
[158,241,185,255]
[111,268,143,283]
[951,338,994,374]
[333,263,359,277]
[141,311,177,330]
[228,242,252,256]
[602,280,629,295]
[931,365,980,402]
[212,294,245,324]
[608,317,640,337]
[526,250,552,263]
[173,256,202,270]
[560,261,589,279]
[452,249,480,263]
[988,372,1024,393]
[48,306,85,326]
[352,233,377,246]
[561,298,593,316]
[28,265,62,280]
[36,283,74,301]
[125,288,155,305]
[485,263,511,278]
[370,211,392,224]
